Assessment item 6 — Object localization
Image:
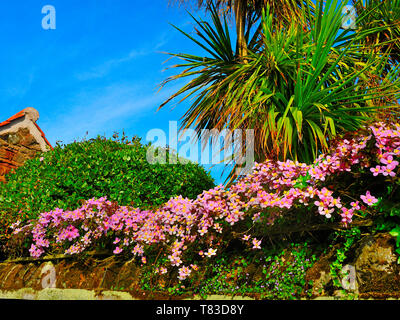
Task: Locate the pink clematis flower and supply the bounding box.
[113,247,122,254]
[252,238,261,249]
[360,191,378,206]
[350,201,360,210]
[382,164,397,177]
[204,248,217,257]
[381,155,399,167]
[178,266,191,280]
[340,207,354,224]
[370,165,382,176]
[159,267,168,274]
[319,207,334,219]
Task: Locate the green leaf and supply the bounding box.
[389,226,400,238]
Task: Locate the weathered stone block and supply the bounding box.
[305,233,400,298]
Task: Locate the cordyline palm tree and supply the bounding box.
[351,0,400,121]
[170,0,312,59]
[160,0,400,183]
[353,0,400,67]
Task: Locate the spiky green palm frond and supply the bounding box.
[160,0,400,183]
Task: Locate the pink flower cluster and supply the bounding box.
[178,265,192,280]
[11,121,400,279]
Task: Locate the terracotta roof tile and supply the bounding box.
[0,109,53,150]
[0,110,26,128]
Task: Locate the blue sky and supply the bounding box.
[0,0,234,184]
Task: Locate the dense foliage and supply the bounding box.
[0,134,215,243]
[0,0,399,299]
[139,242,317,299]
[160,0,400,182]
[6,121,399,290]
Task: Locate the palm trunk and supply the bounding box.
[234,0,248,61]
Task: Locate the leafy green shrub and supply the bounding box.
[0,134,215,240]
[189,243,316,299]
[134,243,317,299]
[328,228,362,290]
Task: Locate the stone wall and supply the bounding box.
[0,256,253,300]
[0,127,43,183]
[305,233,400,299]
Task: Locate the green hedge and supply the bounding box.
[0,135,215,236]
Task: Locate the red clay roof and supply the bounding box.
[0,109,53,150]
[0,110,26,128]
